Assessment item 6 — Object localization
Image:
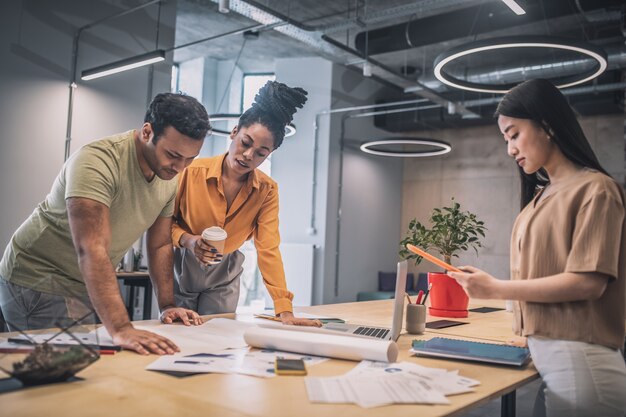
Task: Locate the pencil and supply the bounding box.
[405,244,462,273]
[254,314,282,322]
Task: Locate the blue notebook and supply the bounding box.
[411,337,531,367]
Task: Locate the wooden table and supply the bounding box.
[0,300,538,417]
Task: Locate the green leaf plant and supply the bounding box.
[399,199,487,267]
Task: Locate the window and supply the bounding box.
[241,73,275,112]
[171,64,180,93]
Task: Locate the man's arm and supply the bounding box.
[67,197,179,355]
[146,215,202,325]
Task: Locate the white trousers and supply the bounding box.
[528,336,626,417]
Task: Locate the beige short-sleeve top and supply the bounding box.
[510,169,626,349]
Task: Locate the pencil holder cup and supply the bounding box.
[428,272,469,318]
[405,304,426,335]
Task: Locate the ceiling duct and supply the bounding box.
[212,0,481,117]
[377,79,626,132]
[354,0,624,57]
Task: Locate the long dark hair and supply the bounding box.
[495,78,610,209]
[238,81,308,149]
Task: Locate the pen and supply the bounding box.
[7,338,121,352]
[0,345,117,355]
[415,290,424,304]
[421,283,433,305]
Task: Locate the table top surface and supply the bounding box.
[0,299,538,417]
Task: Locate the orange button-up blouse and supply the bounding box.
[172,154,294,314]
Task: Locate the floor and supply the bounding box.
[461,379,541,417]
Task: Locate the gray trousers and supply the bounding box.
[173,248,245,315]
[0,277,94,332]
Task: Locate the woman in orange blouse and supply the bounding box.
[172,81,319,326]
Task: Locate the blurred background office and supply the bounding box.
[1,0,625,313]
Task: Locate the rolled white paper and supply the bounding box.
[243,326,398,363]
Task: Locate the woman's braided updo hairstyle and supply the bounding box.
[237,81,308,149]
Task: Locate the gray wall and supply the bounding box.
[0,0,177,248]
[274,59,404,304]
[274,57,333,305]
[325,66,403,303]
[401,114,626,280]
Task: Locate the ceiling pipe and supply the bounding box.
[239,0,488,34]
[458,81,626,108]
[375,81,626,131]
[354,0,624,57]
[218,0,479,116]
[321,35,480,119]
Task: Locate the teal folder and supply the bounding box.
[411,337,531,367]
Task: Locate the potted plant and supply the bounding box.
[399,199,486,318]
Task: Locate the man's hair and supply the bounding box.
[238,81,308,149]
[144,93,211,142]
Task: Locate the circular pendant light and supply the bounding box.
[208,113,296,137]
[433,36,607,94]
[360,138,451,157]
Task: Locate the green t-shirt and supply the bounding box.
[0,130,177,297]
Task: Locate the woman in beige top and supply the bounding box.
[449,79,626,417]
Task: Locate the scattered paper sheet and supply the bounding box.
[146,347,328,378]
[305,360,480,408]
[96,318,252,354]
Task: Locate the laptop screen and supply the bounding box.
[389,260,408,341]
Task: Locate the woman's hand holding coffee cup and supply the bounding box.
[200,227,227,265]
[179,228,226,266]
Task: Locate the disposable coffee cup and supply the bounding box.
[406,304,426,335]
[201,226,227,265]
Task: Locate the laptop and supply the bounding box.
[259,260,407,341]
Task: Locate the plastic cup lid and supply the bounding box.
[201,226,227,241]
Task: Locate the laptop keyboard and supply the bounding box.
[353,326,390,339]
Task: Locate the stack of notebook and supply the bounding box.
[411,337,531,367]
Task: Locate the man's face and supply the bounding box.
[142,124,203,180]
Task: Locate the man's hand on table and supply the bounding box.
[112,325,180,355]
[160,306,203,326]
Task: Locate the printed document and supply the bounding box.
[147,347,327,378]
[305,360,479,408]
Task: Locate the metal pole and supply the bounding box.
[64,0,162,161]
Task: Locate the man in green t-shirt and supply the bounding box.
[0,93,211,355]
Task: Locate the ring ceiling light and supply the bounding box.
[360,138,451,157]
[209,113,296,137]
[433,36,607,94]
